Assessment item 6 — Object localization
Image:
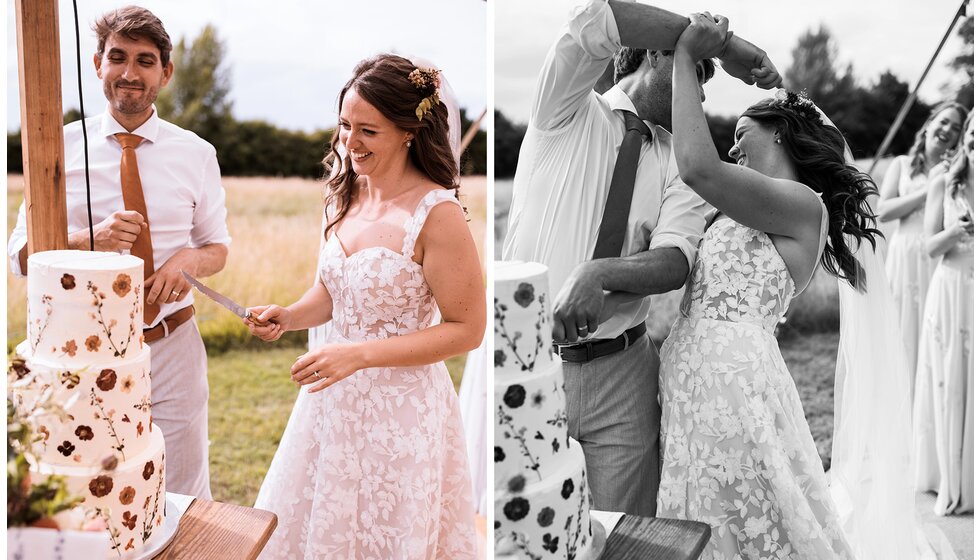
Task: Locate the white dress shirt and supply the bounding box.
[8,106,231,327]
[502,0,709,341]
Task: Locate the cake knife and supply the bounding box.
[181,271,267,325]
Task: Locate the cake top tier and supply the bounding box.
[28,250,143,273]
[27,250,145,364]
[493,260,555,378]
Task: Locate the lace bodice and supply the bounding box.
[678,217,794,333]
[319,189,459,341]
[943,184,973,260]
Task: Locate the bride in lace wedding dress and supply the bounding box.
[655,14,927,560]
[244,54,483,560]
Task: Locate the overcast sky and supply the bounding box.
[495,0,972,122]
[6,0,487,132]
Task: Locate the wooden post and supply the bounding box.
[15,0,68,254]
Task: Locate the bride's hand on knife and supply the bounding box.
[290,344,365,393]
[244,304,290,341]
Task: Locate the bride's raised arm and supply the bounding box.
[670,13,821,240]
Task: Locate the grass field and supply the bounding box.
[7,174,484,505]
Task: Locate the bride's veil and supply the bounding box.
[814,104,922,559]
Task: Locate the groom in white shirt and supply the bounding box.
[503,0,781,515]
[8,6,230,499]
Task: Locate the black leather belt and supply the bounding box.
[554,322,646,363]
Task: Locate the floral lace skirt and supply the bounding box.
[254,331,478,560]
[657,316,854,560]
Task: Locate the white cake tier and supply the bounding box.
[494,438,595,560]
[28,250,145,366]
[34,427,166,557]
[494,359,572,487]
[494,261,556,380]
[14,341,154,467]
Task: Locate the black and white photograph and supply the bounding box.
[493,0,973,558]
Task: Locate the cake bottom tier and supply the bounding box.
[34,426,167,558]
[494,438,595,559]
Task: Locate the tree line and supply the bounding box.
[7,25,486,178]
[497,19,973,177]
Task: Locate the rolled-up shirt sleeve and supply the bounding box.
[189,149,231,248]
[8,202,28,276]
[532,0,623,131]
[648,154,710,271]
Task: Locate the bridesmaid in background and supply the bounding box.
[913,110,974,516]
[879,100,967,395]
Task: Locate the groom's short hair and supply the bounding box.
[613,47,715,84]
[93,6,173,66]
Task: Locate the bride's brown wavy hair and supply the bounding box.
[742,96,882,291]
[322,54,459,238]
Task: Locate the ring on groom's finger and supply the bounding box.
[577,325,588,334]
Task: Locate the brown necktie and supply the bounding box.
[592,111,652,259]
[115,133,158,324]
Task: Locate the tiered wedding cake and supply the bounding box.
[493,261,604,560]
[12,250,167,557]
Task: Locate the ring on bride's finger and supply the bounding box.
[313,371,321,379]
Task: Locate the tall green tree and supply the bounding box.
[155,24,234,147]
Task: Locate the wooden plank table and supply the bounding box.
[154,498,277,559]
[597,515,711,560]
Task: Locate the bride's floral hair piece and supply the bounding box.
[409,67,442,121]
[770,89,823,124]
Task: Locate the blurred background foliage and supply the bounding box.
[7,24,487,178]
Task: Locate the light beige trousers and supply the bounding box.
[148,319,212,499]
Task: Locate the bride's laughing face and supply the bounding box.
[728,117,777,172]
[925,107,964,155]
[339,89,413,177]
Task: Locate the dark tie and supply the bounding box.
[115,132,159,324]
[592,111,652,259]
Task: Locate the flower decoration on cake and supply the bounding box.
[537,507,555,527]
[514,283,535,308]
[62,340,78,357]
[75,425,94,441]
[57,440,76,456]
[561,479,574,499]
[89,475,114,498]
[543,534,559,553]
[96,369,117,391]
[142,461,154,481]
[508,474,527,493]
[504,385,527,408]
[87,281,139,359]
[494,350,507,367]
[85,335,102,353]
[504,497,530,521]
[495,446,505,462]
[112,274,132,298]
[61,274,76,290]
[121,511,137,530]
[119,486,136,505]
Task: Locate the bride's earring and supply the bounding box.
[775,135,782,144]
[406,138,412,148]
